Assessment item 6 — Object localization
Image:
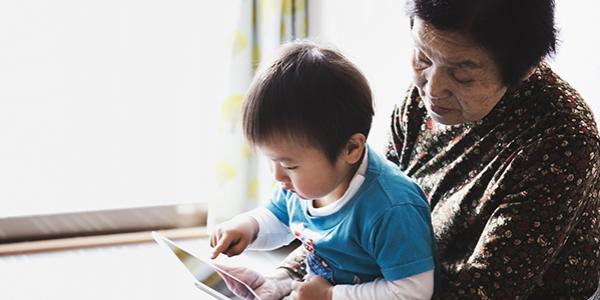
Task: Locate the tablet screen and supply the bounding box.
[152,232,261,300]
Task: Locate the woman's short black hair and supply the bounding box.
[242,41,374,163]
[406,0,558,86]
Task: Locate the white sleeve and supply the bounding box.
[243,207,295,250]
[331,270,434,300]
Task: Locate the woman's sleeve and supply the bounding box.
[434,134,600,299]
[385,103,404,166]
[277,244,309,280]
[386,85,415,166]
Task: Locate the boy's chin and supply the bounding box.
[292,191,313,201]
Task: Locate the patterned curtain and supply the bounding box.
[209,0,308,229]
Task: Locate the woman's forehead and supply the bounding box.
[412,18,471,47]
[411,18,488,65]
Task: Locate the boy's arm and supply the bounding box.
[244,207,295,250]
[332,270,434,300]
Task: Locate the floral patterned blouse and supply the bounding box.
[280,63,600,299]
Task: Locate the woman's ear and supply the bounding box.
[343,133,366,164]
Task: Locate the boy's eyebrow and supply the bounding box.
[274,157,295,163]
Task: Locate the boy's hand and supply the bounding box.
[291,275,333,300]
[209,215,259,259]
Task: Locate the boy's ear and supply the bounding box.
[343,133,366,164]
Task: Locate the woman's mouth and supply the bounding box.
[430,104,454,115]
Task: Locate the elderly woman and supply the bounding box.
[221,0,600,299]
[382,0,600,298]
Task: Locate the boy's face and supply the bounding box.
[258,137,351,202]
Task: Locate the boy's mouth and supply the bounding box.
[282,184,311,200]
[283,185,294,192]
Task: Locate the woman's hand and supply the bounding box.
[209,215,259,259]
[290,275,333,300]
[213,264,294,300]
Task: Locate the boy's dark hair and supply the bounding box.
[406,0,557,86]
[242,41,373,163]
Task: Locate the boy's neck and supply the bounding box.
[313,149,365,208]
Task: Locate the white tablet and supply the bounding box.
[152,232,262,300]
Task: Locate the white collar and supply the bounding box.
[307,149,368,217]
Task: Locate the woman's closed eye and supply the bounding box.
[452,74,475,84]
[451,68,476,84]
[450,63,479,84]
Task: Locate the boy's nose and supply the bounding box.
[272,163,288,183]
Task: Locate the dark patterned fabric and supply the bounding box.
[385,62,600,299]
[279,63,600,299]
[590,280,600,300]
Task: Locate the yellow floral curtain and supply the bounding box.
[209,0,308,228]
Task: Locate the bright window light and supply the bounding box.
[0,1,239,216]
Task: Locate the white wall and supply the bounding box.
[0,1,238,216]
[549,0,600,116]
[308,0,600,149]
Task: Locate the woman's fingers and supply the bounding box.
[285,290,298,300]
[290,273,311,291]
[290,280,302,291]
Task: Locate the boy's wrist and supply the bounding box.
[233,214,260,243]
[245,214,259,243]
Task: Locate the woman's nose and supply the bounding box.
[423,68,451,99]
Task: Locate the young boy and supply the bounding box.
[210,41,436,300]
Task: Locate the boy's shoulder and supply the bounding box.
[360,147,429,210]
[349,148,432,243]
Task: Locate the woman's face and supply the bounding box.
[411,18,509,125]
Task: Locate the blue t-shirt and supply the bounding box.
[266,147,436,285]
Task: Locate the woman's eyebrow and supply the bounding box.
[447,59,481,68]
[413,36,482,69]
